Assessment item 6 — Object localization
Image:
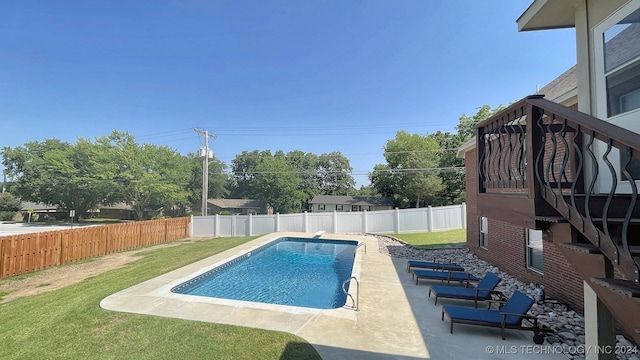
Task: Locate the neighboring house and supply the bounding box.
[94,203,137,220]
[459,0,640,350]
[19,201,62,220]
[309,195,394,212]
[93,203,164,220]
[206,199,270,215]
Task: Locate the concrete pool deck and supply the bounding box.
[100,232,567,360]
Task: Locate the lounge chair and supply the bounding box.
[428,272,503,308]
[406,260,464,273]
[441,290,551,344]
[413,269,479,286]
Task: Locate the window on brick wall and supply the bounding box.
[479,217,488,249]
[526,229,544,273]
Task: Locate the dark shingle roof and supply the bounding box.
[536,65,577,103]
[309,195,394,207]
[207,199,265,209]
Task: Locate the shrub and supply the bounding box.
[0,193,20,212]
[1,211,17,221]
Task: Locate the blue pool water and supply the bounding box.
[171,237,358,309]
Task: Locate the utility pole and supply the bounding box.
[194,128,216,216]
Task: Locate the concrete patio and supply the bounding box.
[100,232,567,360]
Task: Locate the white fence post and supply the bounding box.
[189,215,193,237]
[275,213,280,232]
[214,214,220,237]
[394,208,400,233]
[427,206,433,232]
[332,211,338,233]
[231,214,237,237]
[303,211,308,232]
[248,213,253,236]
[461,202,467,229]
[362,210,368,233]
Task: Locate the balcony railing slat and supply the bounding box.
[477,95,640,284]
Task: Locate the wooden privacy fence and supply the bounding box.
[0,217,190,280]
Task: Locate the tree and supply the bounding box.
[369,164,395,198]
[427,131,466,205]
[351,184,375,197]
[252,155,305,213]
[0,192,19,211]
[284,150,319,209]
[103,131,191,220]
[230,149,357,211]
[229,150,270,198]
[316,152,355,195]
[2,138,111,219]
[0,192,20,221]
[371,131,444,208]
[456,104,506,140]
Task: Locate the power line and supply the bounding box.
[228,167,465,176]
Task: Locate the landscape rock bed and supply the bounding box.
[373,234,639,360]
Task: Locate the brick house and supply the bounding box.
[458,66,581,307]
[459,0,640,353]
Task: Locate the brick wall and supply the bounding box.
[472,218,584,313]
[463,146,585,313]
[541,224,584,312]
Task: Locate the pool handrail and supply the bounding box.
[342,276,359,311]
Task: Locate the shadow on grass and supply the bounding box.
[279,341,322,360]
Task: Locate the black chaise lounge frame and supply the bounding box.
[406,260,464,273]
[441,290,551,344]
[412,269,479,286]
[428,272,503,308]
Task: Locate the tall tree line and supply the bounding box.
[369,104,504,207]
[2,104,502,217]
[228,150,355,213]
[2,132,358,216]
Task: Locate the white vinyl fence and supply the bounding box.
[190,203,466,237]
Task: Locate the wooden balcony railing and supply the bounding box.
[477,95,640,284]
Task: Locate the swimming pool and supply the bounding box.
[171,237,358,309]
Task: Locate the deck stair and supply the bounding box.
[477,96,640,345]
[559,243,602,255]
[591,278,640,298]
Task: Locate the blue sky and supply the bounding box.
[0,0,576,187]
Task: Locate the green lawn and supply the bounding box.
[0,237,321,360]
[391,229,466,249]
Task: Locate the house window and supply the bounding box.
[526,229,544,273]
[479,217,488,249]
[317,204,325,211]
[336,204,343,211]
[352,205,359,211]
[596,4,640,181]
[603,8,640,118]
